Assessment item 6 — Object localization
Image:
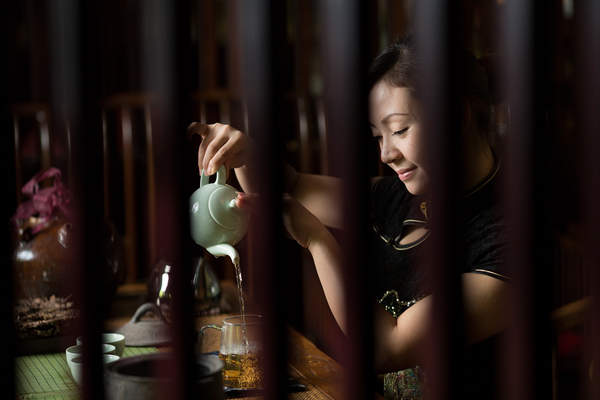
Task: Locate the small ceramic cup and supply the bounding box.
[65,344,116,363]
[77,333,126,357]
[68,354,120,385]
[102,343,118,356]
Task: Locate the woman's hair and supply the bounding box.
[367,36,418,93]
[368,35,496,145]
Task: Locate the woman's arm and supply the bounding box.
[288,174,384,230]
[283,193,508,373]
[282,195,347,330]
[236,166,345,229]
[374,273,508,372]
[190,121,368,230]
[290,173,344,230]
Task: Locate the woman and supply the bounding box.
[189,36,509,399]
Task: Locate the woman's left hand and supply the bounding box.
[282,194,326,249]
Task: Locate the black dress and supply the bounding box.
[369,161,508,399]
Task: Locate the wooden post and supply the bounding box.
[498,1,555,398]
[414,1,467,398]
[318,1,374,398]
[576,2,600,399]
[235,0,288,397]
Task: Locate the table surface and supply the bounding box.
[16,273,386,400]
[103,313,345,400]
[15,315,344,400]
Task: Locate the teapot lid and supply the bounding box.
[208,186,247,231]
[116,303,172,346]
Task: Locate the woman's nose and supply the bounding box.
[380,139,400,164]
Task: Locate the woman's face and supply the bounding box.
[369,80,429,195]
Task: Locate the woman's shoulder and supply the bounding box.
[463,198,509,281]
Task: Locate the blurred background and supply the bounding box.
[3,1,590,398]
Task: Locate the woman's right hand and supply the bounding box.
[188,122,252,176]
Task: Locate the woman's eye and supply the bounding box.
[394,127,409,135]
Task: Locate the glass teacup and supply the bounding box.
[200,314,263,389]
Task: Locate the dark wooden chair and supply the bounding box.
[101,92,157,283]
[191,89,247,130]
[283,93,329,175]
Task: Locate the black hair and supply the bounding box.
[368,35,495,145]
[367,35,418,94]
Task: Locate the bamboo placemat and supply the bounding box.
[15,346,158,400]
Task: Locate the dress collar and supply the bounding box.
[410,153,501,223]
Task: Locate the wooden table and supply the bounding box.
[105,314,344,399]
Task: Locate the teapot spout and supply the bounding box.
[206,244,239,266]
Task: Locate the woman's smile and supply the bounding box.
[396,166,417,181]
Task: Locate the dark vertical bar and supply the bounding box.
[39,110,51,171]
[499,1,554,399]
[1,5,17,398]
[102,111,110,217]
[141,0,194,398]
[235,0,287,398]
[499,2,534,398]
[198,0,217,90]
[66,121,73,190]
[415,1,467,399]
[49,1,105,398]
[413,3,449,395]
[121,108,137,282]
[386,0,410,43]
[49,0,107,398]
[12,114,22,203]
[531,4,556,399]
[576,2,600,399]
[0,135,15,393]
[294,0,312,94]
[318,1,373,399]
[227,2,242,98]
[144,105,157,269]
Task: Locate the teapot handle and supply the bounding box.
[131,302,168,323]
[199,324,222,335]
[200,165,227,187]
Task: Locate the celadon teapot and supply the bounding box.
[189,166,248,265]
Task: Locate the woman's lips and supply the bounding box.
[397,167,416,181]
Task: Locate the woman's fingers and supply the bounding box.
[208,136,246,174]
[197,131,214,174]
[192,122,248,175]
[187,122,210,137]
[202,134,229,174]
[235,192,260,211]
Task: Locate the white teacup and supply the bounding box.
[65,344,116,363]
[76,333,126,357]
[68,354,120,385]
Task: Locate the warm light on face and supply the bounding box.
[369,81,429,195]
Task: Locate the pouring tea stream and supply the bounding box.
[190,165,251,351]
